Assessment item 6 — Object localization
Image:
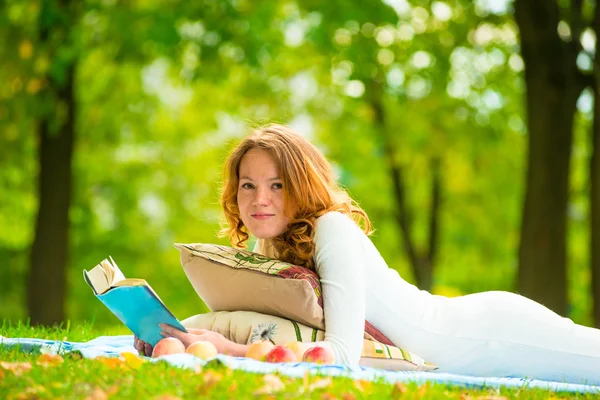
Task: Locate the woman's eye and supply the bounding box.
[241,182,254,189]
[272,183,283,189]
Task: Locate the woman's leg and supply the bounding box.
[385,290,600,384]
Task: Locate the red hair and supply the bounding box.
[219,124,372,270]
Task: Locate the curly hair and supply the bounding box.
[219,124,372,270]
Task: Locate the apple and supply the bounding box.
[284,341,311,361]
[245,340,275,361]
[186,340,218,360]
[302,346,335,365]
[265,345,298,363]
[151,337,185,358]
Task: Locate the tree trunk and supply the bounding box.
[514,0,581,316]
[369,83,441,290]
[592,2,600,327]
[592,84,600,326]
[27,0,77,326]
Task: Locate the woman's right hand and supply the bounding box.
[134,335,153,356]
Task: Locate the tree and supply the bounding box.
[27,0,79,325]
[514,0,588,316]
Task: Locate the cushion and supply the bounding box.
[175,243,398,346]
[182,310,437,371]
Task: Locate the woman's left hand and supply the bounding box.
[159,324,232,354]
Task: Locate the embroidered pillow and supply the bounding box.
[175,243,394,345]
[182,311,437,372]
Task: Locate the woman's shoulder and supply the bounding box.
[314,211,362,234]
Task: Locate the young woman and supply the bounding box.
[137,124,600,385]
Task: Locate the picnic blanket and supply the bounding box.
[1,335,599,394]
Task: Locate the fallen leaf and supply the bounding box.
[321,393,337,400]
[0,361,32,376]
[36,353,64,367]
[86,387,107,400]
[121,352,145,369]
[308,377,333,392]
[95,356,125,369]
[228,382,238,393]
[417,383,430,397]
[254,374,285,395]
[391,382,408,397]
[203,370,223,386]
[342,392,357,400]
[353,379,371,393]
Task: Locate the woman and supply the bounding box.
[137,124,600,385]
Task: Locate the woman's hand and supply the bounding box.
[134,335,153,357]
[159,324,234,355]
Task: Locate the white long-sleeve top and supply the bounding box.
[258,211,600,385]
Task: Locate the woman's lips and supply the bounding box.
[252,213,274,220]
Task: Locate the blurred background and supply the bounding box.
[1,0,599,331]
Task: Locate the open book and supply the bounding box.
[83,257,187,347]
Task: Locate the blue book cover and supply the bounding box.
[83,257,187,347]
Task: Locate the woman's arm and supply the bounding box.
[310,211,367,366]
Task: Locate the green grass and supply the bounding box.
[0,321,598,399]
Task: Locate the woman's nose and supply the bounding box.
[253,187,270,206]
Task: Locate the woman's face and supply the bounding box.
[237,148,292,239]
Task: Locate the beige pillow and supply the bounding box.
[175,242,395,346]
[176,243,324,329]
[182,311,437,372]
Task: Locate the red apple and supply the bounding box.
[302,346,335,365]
[265,345,298,363]
[186,340,218,360]
[284,341,311,361]
[246,340,275,361]
[151,337,185,358]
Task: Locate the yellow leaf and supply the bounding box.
[202,370,223,385]
[0,361,32,376]
[121,352,145,369]
[391,382,408,397]
[19,40,32,59]
[307,377,333,392]
[86,387,107,400]
[95,356,125,369]
[36,353,64,368]
[254,374,285,395]
[353,379,371,393]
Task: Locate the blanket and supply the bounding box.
[1,335,598,394]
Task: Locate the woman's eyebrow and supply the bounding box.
[239,176,281,181]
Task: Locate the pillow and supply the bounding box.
[182,310,437,372]
[175,243,394,345]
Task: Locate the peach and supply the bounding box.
[151,337,186,358]
[245,340,275,361]
[302,346,335,365]
[284,341,311,361]
[265,345,298,363]
[186,341,218,360]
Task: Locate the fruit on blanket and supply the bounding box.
[284,341,311,361]
[151,337,185,357]
[186,340,218,360]
[302,346,335,365]
[246,340,275,361]
[265,345,298,363]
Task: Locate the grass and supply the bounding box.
[0,321,598,399]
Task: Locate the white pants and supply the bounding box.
[374,289,600,385]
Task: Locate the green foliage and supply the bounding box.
[0,0,595,327]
